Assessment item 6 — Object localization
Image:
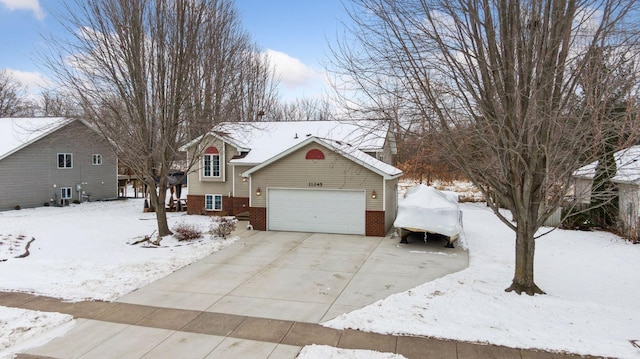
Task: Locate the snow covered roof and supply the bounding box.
[241,136,403,179]
[573,145,640,184]
[0,117,73,161]
[183,120,393,165]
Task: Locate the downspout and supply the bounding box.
[232,164,235,197]
[249,176,252,208]
[382,178,386,210]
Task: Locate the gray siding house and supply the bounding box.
[0,117,117,211]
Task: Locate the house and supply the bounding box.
[181,120,403,237]
[0,117,117,211]
[573,145,640,234]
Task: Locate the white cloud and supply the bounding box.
[0,0,45,20]
[265,49,323,89]
[5,68,50,95]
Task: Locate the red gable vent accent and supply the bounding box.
[305,149,325,160]
[205,146,219,154]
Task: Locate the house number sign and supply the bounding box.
[308,182,323,187]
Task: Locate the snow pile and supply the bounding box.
[393,185,462,238]
[0,307,74,359]
[297,345,407,359]
[327,203,640,359]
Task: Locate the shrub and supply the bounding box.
[43,202,50,207]
[13,205,20,210]
[560,207,594,231]
[210,216,237,239]
[172,222,203,241]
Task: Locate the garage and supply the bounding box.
[267,188,366,235]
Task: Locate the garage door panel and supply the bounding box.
[268,189,365,235]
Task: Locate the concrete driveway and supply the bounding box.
[118,226,469,323]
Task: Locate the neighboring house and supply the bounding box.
[573,145,640,234]
[181,120,403,237]
[0,117,117,211]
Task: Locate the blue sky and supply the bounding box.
[0,0,348,101]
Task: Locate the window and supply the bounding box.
[203,146,221,177]
[57,153,72,169]
[61,187,72,200]
[305,149,325,160]
[205,194,222,211]
[92,154,102,165]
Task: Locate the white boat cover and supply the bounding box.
[394,184,462,238]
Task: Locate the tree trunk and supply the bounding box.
[506,219,545,295]
[149,181,172,238]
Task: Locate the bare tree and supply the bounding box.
[268,97,336,121]
[36,89,81,117]
[330,0,640,295]
[43,0,278,238]
[579,46,639,227]
[187,0,279,130]
[0,69,28,117]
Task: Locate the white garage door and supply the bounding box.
[268,188,366,235]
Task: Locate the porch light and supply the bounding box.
[242,176,247,182]
[371,190,377,199]
[256,187,261,196]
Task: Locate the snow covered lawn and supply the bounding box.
[1,196,639,359]
[325,203,640,359]
[0,199,239,358]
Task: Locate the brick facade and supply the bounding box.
[187,195,249,216]
[365,210,386,237]
[220,196,234,216]
[232,197,250,214]
[249,207,267,230]
[187,194,205,215]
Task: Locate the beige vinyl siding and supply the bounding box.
[385,178,399,230]
[0,121,117,211]
[250,143,384,210]
[186,136,234,197]
[233,165,252,197]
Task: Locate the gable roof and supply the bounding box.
[242,136,403,180]
[182,120,394,165]
[574,145,640,184]
[0,117,74,161]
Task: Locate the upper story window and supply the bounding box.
[203,146,221,177]
[58,153,73,169]
[92,154,102,165]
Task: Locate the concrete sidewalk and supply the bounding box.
[2,292,590,359]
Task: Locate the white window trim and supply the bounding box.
[92,154,103,165]
[205,194,223,211]
[61,187,73,200]
[57,153,73,169]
